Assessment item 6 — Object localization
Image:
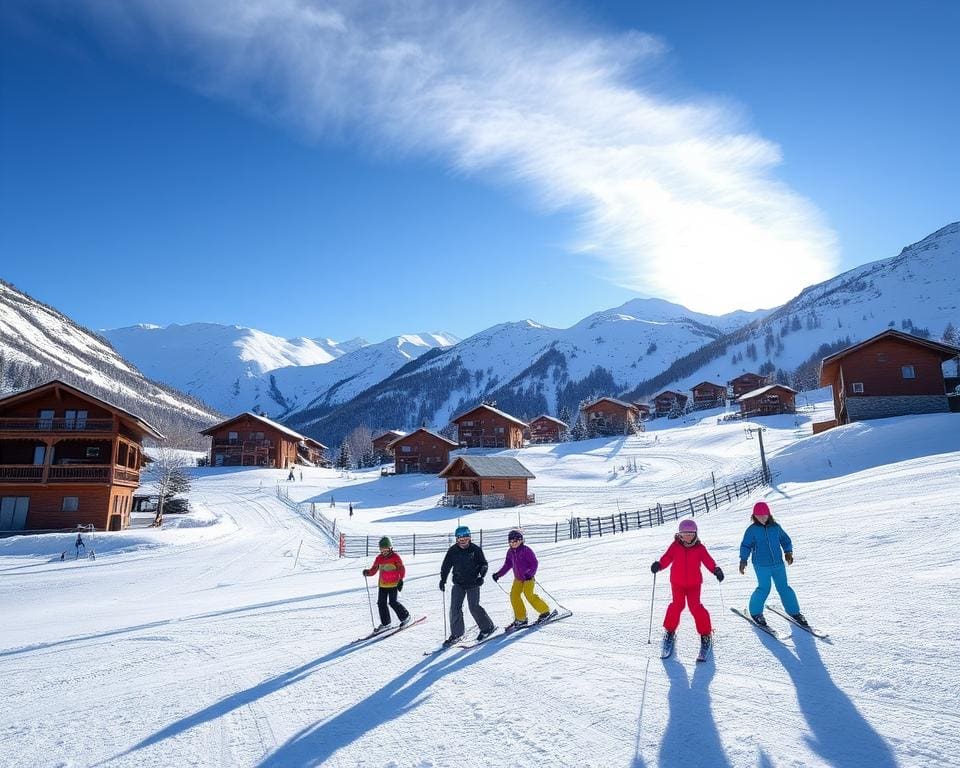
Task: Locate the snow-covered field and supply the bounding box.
[2,396,958,767]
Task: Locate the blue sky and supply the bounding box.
[1,1,957,343]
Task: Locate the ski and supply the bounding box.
[660,632,676,659]
[730,608,785,641]
[766,604,830,639]
[696,635,712,663]
[423,624,479,655]
[457,629,503,649]
[501,609,571,637]
[351,616,426,645]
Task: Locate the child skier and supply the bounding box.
[362,536,411,632]
[739,501,807,627]
[492,529,551,629]
[650,518,724,656]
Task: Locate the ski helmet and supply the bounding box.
[455,525,471,539]
[678,519,698,534]
[378,536,392,549]
[753,501,771,517]
[508,528,524,542]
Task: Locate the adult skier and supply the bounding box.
[363,536,411,632]
[739,501,807,627]
[439,525,496,647]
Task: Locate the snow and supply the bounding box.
[2,392,959,767]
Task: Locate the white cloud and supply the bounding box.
[80,0,838,313]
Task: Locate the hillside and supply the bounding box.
[2,400,957,766]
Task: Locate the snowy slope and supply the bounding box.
[2,398,957,767]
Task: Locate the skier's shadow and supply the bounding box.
[763,629,897,767]
[654,659,732,768]
[256,632,525,768]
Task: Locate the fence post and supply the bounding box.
[480,529,483,547]
[554,521,558,543]
[689,498,695,517]
[597,517,603,537]
[338,533,345,558]
[365,536,369,557]
[413,533,416,557]
[657,503,663,525]
[712,488,719,507]
[587,518,592,538]
[610,514,615,534]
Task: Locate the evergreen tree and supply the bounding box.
[570,414,589,441]
[942,322,958,346]
[337,441,353,470]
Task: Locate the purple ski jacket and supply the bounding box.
[494,544,539,582]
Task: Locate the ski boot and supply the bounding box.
[373,623,391,633]
[751,613,768,627]
[476,628,494,642]
[505,618,528,631]
[399,615,412,628]
[790,612,810,627]
[441,634,462,648]
[536,610,553,623]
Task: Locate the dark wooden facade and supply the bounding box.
[691,381,727,407]
[439,456,535,509]
[737,384,797,416]
[387,428,458,474]
[0,380,163,531]
[818,330,959,427]
[452,404,527,449]
[632,403,651,419]
[201,413,307,469]
[528,415,565,444]
[652,391,688,416]
[729,373,767,399]
[372,430,405,464]
[581,397,641,435]
[301,437,329,467]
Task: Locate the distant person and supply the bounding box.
[349,502,354,518]
[299,469,303,481]
[739,501,807,627]
[439,526,496,647]
[362,537,411,632]
[330,496,335,508]
[287,468,295,481]
[492,529,552,630]
[651,518,723,659]
[75,533,85,559]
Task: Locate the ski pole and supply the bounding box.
[533,578,570,613]
[364,574,376,630]
[717,576,727,614]
[442,583,448,640]
[647,572,657,644]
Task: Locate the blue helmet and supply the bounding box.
[455,525,471,538]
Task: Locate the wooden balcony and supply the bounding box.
[0,418,114,433]
[0,464,140,484]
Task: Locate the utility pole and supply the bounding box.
[745,426,770,482]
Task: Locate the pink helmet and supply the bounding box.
[678,519,698,534]
[753,501,771,517]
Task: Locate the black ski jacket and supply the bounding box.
[440,542,489,587]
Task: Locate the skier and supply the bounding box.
[75,532,85,559]
[739,501,807,627]
[287,467,295,481]
[650,518,723,657]
[439,525,496,646]
[349,502,354,518]
[362,536,411,632]
[492,529,551,629]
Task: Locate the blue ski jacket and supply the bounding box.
[739,522,793,567]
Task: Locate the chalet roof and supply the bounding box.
[692,381,726,390]
[729,372,764,383]
[373,429,406,442]
[819,329,960,385]
[450,403,528,428]
[653,390,686,399]
[200,411,305,442]
[736,384,798,402]
[438,455,536,479]
[386,427,458,450]
[0,379,164,440]
[302,437,329,450]
[530,414,567,426]
[582,396,638,411]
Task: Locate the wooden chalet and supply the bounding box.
[451,404,527,449]
[528,415,566,444]
[632,403,651,419]
[387,428,458,474]
[729,373,767,400]
[737,384,797,417]
[372,430,406,464]
[0,380,163,532]
[301,437,329,467]
[201,412,314,469]
[581,397,642,435]
[652,390,688,417]
[439,456,535,509]
[816,330,960,431]
[691,381,727,408]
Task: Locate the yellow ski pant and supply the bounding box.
[510,578,549,620]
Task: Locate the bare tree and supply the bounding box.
[344,424,373,468]
[144,446,192,527]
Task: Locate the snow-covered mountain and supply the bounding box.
[103,323,459,416]
[0,281,220,445]
[624,221,960,400]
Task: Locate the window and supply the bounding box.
[228,431,239,443]
[86,447,101,458]
[0,497,30,530]
[463,420,474,427]
[495,426,504,434]
[38,409,54,429]
[64,410,88,430]
[877,353,887,363]
[902,365,916,379]
[852,382,864,393]
[62,496,79,512]
[401,446,412,453]
[33,446,46,465]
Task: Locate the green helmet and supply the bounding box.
[378,536,392,549]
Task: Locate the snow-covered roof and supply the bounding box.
[200,412,306,442]
[530,414,567,426]
[582,397,638,411]
[820,329,960,383]
[374,429,406,442]
[736,384,798,402]
[386,428,458,450]
[450,403,528,427]
[439,455,536,479]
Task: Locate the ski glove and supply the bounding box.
[650,561,662,574]
[438,580,445,592]
[714,566,724,583]
[738,561,747,575]
[397,579,403,592]
[475,577,484,587]
[492,573,500,583]
[785,552,794,565]
[362,569,371,577]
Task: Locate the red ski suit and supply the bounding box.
[657,537,717,635]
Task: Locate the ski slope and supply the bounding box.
[2,399,958,767]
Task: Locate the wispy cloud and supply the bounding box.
[75,0,837,313]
